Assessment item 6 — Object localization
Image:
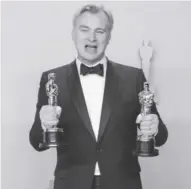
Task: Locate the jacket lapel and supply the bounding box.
[98,61,119,141]
[67,61,96,141]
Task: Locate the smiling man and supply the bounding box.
[29,4,168,189]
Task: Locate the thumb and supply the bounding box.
[56,106,62,117]
[136,114,143,124]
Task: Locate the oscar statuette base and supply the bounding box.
[133,138,159,157]
[42,128,64,148]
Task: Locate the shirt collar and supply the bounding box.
[76,56,107,77]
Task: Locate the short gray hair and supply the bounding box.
[73,4,114,31]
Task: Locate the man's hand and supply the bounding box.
[39,105,62,131]
[136,114,159,136]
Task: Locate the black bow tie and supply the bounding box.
[80,63,104,76]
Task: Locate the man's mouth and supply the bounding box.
[85,44,98,53]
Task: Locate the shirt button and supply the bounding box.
[97,149,103,153]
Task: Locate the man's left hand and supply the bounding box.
[136,114,159,136]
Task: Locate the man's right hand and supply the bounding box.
[39,105,62,131]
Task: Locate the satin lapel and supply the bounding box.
[67,62,96,141]
[98,61,119,141]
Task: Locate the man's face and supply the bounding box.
[72,12,111,64]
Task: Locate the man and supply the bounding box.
[30,4,168,189]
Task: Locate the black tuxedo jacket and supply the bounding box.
[30,59,168,189]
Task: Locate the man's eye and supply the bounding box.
[96,30,104,34]
[80,28,88,32]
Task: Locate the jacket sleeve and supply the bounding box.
[29,72,49,151]
[136,69,168,147]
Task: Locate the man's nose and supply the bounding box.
[88,32,97,42]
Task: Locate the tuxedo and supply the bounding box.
[29,59,168,189]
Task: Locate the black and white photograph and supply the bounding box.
[1,1,191,189]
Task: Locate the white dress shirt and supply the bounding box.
[76,56,107,175]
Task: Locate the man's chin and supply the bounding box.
[79,54,104,64]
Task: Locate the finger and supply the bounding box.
[140,125,151,131]
[40,106,55,118]
[136,114,143,124]
[140,120,152,127]
[140,130,153,135]
[56,106,62,117]
[153,116,159,124]
[141,125,158,136]
[41,124,47,131]
[41,105,54,111]
[41,114,58,121]
[151,114,158,120]
[150,124,158,133]
[42,120,58,127]
[143,115,159,123]
[142,115,154,121]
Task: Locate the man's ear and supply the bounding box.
[107,31,112,44]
